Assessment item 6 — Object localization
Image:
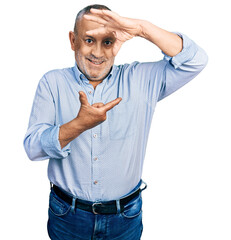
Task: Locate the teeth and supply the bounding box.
[88,59,103,65]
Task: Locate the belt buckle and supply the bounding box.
[92,202,102,214]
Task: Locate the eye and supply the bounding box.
[104,40,113,46]
[85,38,93,44]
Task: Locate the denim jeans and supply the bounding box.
[47,188,143,240]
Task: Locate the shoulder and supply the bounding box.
[36,67,74,95]
[43,67,73,83]
[115,61,139,71]
[115,60,167,76]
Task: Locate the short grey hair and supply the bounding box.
[74,4,111,35]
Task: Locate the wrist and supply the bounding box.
[59,118,84,142]
[72,117,86,134]
[137,19,150,38]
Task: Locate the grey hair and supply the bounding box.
[74,4,111,35]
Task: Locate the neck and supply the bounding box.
[89,80,103,89]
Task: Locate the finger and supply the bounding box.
[86,24,119,37]
[92,102,104,108]
[103,97,122,111]
[83,14,108,25]
[86,27,110,36]
[90,9,121,22]
[79,91,89,106]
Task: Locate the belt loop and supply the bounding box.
[116,200,121,214]
[50,182,53,190]
[71,197,77,214]
[140,180,147,192]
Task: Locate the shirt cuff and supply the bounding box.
[162,32,199,69]
[40,125,71,159]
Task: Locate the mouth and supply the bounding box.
[87,58,105,65]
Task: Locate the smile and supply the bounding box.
[87,58,104,65]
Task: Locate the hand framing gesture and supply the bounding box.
[84,9,142,56]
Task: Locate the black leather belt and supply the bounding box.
[52,184,141,215]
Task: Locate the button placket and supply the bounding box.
[91,127,101,197]
[91,82,106,198]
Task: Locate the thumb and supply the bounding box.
[79,91,89,106]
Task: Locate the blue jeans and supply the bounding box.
[47,188,143,240]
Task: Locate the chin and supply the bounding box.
[88,76,104,81]
[87,72,106,81]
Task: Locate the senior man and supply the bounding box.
[24,4,208,240]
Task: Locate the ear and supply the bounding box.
[69,31,76,51]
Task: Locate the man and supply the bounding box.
[23,4,208,240]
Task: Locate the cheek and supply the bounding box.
[105,48,114,56]
[75,49,88,63]
[105,49,115,62]
[107,55,115,65]
[75,42,90,55]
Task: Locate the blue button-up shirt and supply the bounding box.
[24,33,208,201]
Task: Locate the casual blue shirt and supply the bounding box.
[24,33,208,201]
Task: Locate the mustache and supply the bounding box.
[86,54,107,62]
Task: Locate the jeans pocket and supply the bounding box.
[49,191,71,217]
[121,194,142,219]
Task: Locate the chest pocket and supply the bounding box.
[108,102,137,140]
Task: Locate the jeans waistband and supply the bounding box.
[50,180,147,215]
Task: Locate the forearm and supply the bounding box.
[138,20,183,57]
[59,118,85,149]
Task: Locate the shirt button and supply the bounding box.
[89,90,92,94]
[93,157,98,161]
[93,133,97,138]
[94,180,98,185]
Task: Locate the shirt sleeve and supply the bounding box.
[157,32,208,101]
[23,75,71,161]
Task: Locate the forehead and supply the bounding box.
[77,15,114,39]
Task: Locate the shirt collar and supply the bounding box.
[73,62,115,85]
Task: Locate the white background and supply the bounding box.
[0,0,230,239]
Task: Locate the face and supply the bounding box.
[69,15,116,82]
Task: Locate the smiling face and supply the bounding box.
[69,15,116,82]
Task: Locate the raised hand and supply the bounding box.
[84,9,142,56]
[59,91,122,148]
[76,91,122,131]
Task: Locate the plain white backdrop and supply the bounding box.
[0,0,230,239]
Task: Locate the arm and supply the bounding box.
[23,75,68,161]
[24,77,121,160]
[85,9,208,101]
[139,21,183,57]
[59,92,122,149]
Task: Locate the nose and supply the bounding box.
[91,43,104,58]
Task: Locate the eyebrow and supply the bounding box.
[104,37,114,40]
[84,35,95,39]
[83,35,115,42]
